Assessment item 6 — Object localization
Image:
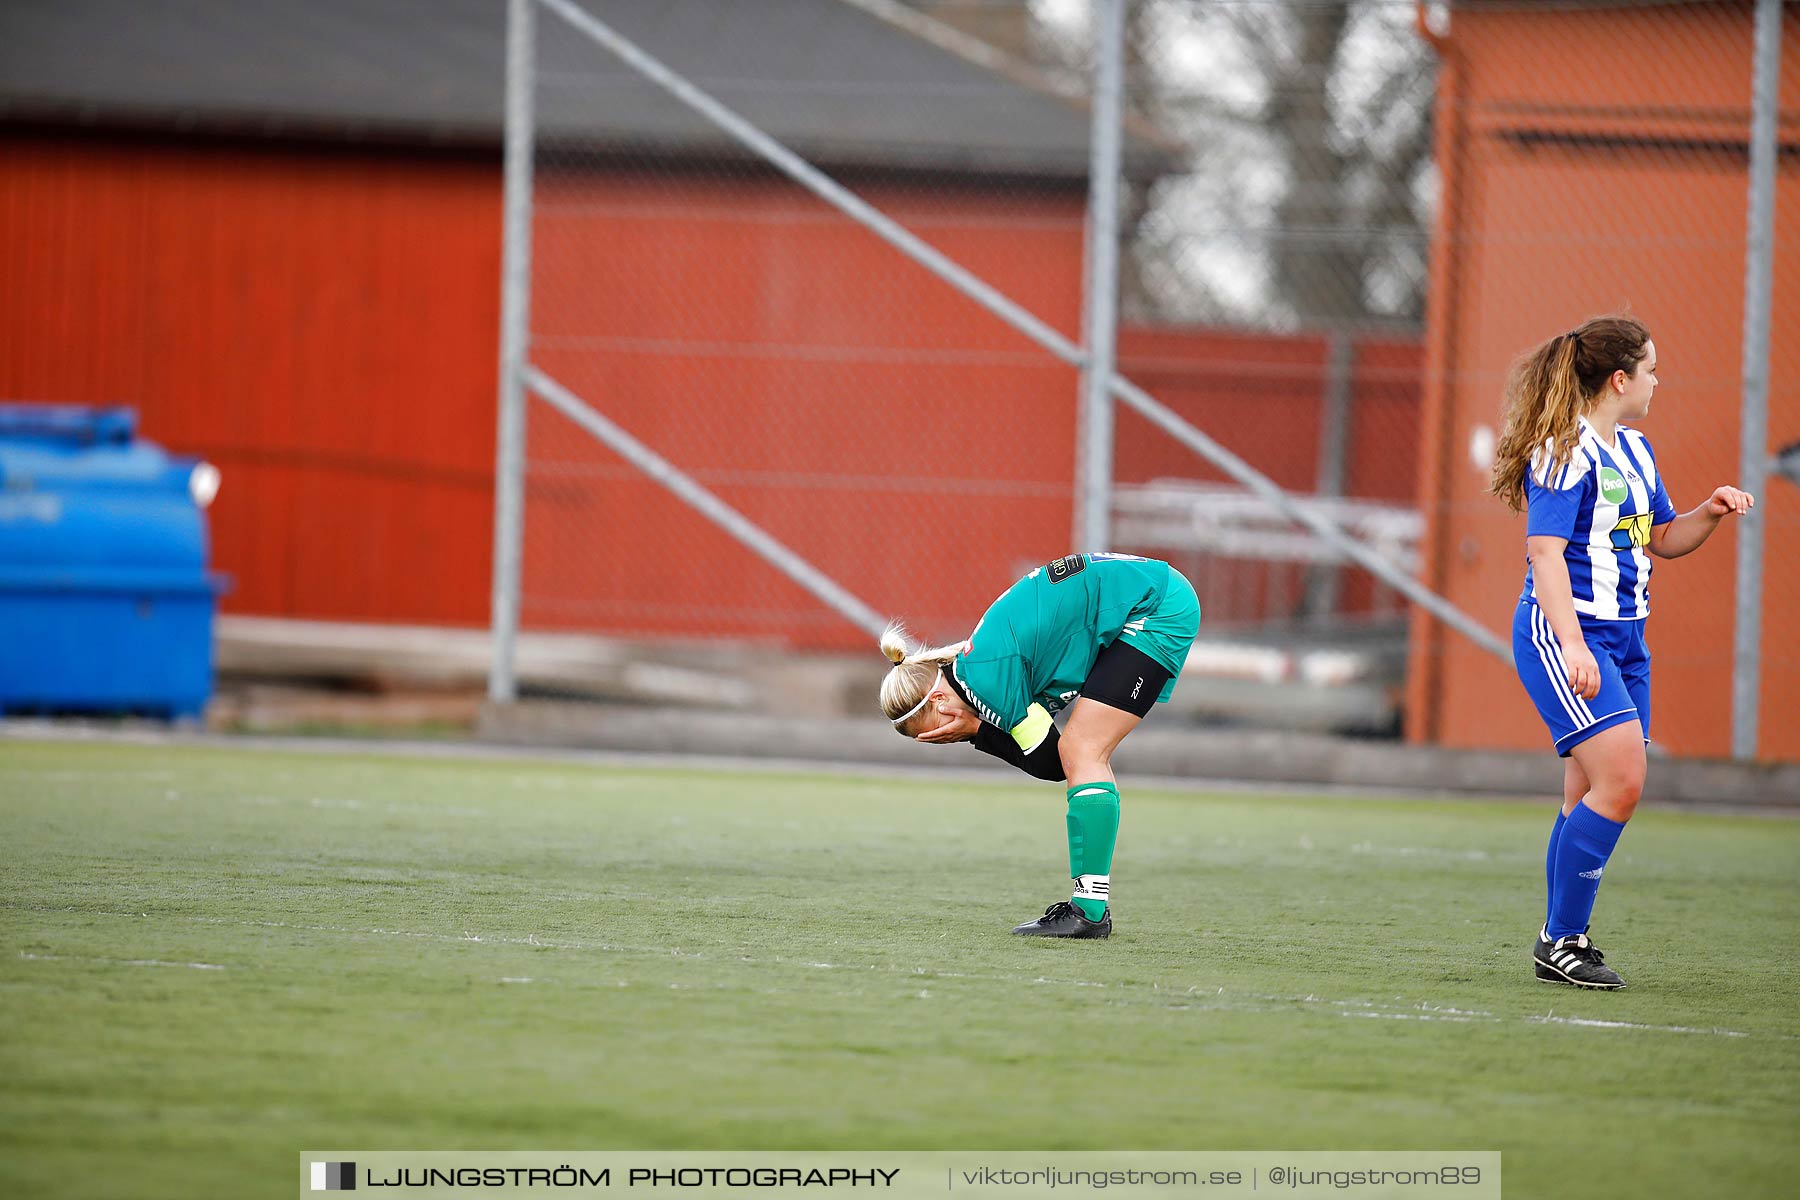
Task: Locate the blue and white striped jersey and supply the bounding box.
[1521,416,1678,620]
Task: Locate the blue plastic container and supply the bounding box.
[0,404,227,719]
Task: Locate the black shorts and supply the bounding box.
[1079,639,1172,719]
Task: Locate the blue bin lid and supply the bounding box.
[0,405,137,446]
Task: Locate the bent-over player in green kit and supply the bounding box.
[879,553,1201,938]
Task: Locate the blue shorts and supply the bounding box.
[1511,599,1650,757]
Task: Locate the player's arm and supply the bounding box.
[970,706,1065,781]
[942,650,1061,778]
[1647,487,1755,558]
[1525,536,1600,701]
[1522,451,1601,699]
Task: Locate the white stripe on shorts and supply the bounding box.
[1540,611,1599,726]
[1530,605,1593,726]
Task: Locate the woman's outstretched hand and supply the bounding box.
[1704,486,1755,518]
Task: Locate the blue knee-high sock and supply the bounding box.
[1546,801,1626,940]
[1544,807,1569,929]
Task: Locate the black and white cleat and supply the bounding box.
[1011,900,1112,939]
[1533,926,1626,989]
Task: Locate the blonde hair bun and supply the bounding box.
[880,620,913,666]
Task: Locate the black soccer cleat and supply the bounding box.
[1533,926,1626,989]
[1011,900,1111,939]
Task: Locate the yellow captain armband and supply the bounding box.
[1009,703,1054,754]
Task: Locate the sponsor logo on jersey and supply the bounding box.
[1046,554,1087,583]
[1610,512,1652,550]
[1598,466,1629,505]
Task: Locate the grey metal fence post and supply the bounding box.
[489,0,535,704]
[1077,0,1125,552]
[1733,0,1780,759]
[1304,331,1355,620]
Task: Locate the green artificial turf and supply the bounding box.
[2,739,1796,1198]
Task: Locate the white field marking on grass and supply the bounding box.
[1528,1014,1749,1037]
[13,906,1789,1041]
[19,951,225,970]
[228,791,493,818]
[1347,842,1506,863]
[302,795,485,816]
[1129,989,1749,1035]
[0,768,178,783]
[1317,996,1495,1017]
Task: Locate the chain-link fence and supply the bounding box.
[496,0,1794,759]
[518,0,1091,659]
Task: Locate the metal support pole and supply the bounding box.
[1077,0,1125,552]
[1733,0,1780,760]
[1305,331,1355,620]
[488,0,535,704]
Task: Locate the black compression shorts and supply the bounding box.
[1078,639,1172,718]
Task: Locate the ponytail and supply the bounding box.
[1489,314,1651,513]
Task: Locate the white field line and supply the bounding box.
[1347,842,1502,862]
[1526,1013,1748,1037]
[19,951,225,970]
[9,906,1787,1041]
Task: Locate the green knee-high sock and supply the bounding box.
[1065,781,1120,921]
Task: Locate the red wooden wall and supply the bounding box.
[0,134,502,624]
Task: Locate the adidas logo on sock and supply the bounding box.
[1578,867,1604,880]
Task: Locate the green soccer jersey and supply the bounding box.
[949,553,1182,745]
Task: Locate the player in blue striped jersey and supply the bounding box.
[1491,315,1754,988]
[878,553,1201,939]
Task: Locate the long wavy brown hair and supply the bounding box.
[1490,314,1651,512]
